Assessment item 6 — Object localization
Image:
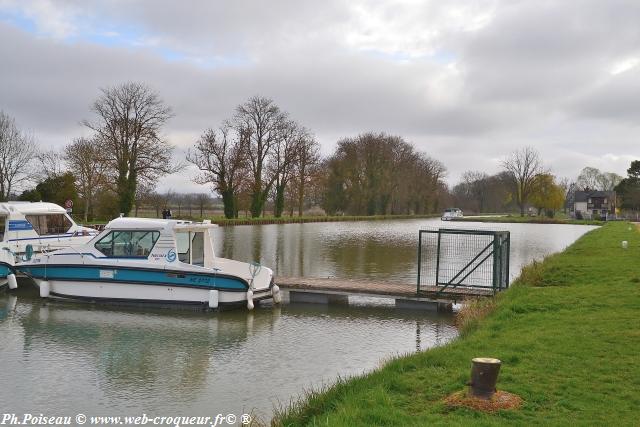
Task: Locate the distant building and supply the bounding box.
[571,190,616,219]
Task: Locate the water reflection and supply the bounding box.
[215,219,597,283]
[0,288,455,419]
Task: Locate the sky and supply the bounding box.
[0,0,639,194]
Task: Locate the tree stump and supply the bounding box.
[469,357,501,399]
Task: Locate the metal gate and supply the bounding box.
[417,228,510,295]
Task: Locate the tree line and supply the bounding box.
[2,81,640,221]
[453,147,633,217]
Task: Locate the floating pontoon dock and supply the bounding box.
[276,277,493,311]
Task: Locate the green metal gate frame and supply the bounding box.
[417,228,510,295]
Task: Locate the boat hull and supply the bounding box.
[32,278,274,308]
[19,264,275,308]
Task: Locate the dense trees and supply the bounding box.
[452,172,513,214]
[83,82,177,215]
[19,172,78,207]
[322,133,445,215]
[614,161,640,211]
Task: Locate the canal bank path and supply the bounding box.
[274,221,640,426]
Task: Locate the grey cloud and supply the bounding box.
[1,0,639,190]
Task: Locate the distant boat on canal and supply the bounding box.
[441,208,464,221]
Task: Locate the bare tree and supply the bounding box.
[145,191,166,218]
[195,193,210,218]
[36,150,65,180]
[576,166,602,190]
[501,147,545,216]
[64,137,108,221]
[293,132,320,216]
[231,96,287,217]
[558,177,576,214]
[83,82,177,215]
[461,171,491,213]
[0,111,38,200]
[269,120,306,217]
[133,181,155,217]
[597,172,623,191]
[187,125,247,219]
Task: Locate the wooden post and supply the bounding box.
[469,357,501,399]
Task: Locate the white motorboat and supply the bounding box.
[441,208,464,221]
[0,202,97,290]
[15,217,280,310]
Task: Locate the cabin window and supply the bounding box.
[191,232,205,266]
[175,231,205,266]
[25,214,73,236]
[94,230,160,258]
[176,232,190,263]
[0,216,5,241]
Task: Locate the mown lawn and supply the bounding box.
[274,222,640,426]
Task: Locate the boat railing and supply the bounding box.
[39,243,86,260]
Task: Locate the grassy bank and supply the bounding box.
[275,222,639,426]
[453,215,604,226]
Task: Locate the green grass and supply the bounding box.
[452,214,604,226]
[274,222,640,426]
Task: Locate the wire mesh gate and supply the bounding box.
[417,228,510,295]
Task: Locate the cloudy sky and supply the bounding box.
[1,0,639,193]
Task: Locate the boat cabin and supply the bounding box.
[93,218,217,268]
[0,202,95,249]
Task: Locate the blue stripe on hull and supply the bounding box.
[0,265,9,279]
[18,265,248,291]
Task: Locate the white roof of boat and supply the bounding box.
[106,217,218,230]
[0,201,67,215]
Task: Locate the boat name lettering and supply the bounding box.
[99,269,115,279]
[8,220,34,231]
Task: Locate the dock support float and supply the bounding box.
[288,291,349,305]
[395,299,453,312]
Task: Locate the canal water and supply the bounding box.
[0,219,596,421]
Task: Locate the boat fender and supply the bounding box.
[40,281,50,298]
[246,289,254,310]
[272,284,282,304]
[208,290,219,310]
[7,273,18,290]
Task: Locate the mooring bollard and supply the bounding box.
[469,357,502,399]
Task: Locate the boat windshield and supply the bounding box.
[95,230,160,258]
[0,215,5,241]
